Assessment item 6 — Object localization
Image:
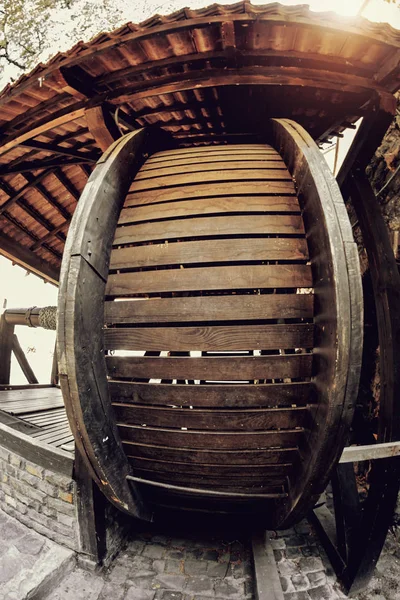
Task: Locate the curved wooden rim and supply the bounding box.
[269,118,363,527]
[57,128,169,520]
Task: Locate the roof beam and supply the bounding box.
[0,157,93,175]
[20,139,99,162]
[0,229,59,284]
[0,170,52,215]
[85,104,120,152]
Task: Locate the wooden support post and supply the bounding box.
[85,105,121,152]
[252,532,284,600]
[74,448,107,564]
[51,342,59,386]
[11,334,38,384]
[0,314,14,384]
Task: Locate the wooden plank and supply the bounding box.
[0,421,73,476]
[118,196,301,224]
[127,475,286,499]
[109,381,313,408]
[126,181,296,206]
[151,144,275,159]
[105,294,313,324]
[106,265,312,296]
[141,154,284,170]
[123,442,299,465]
[129,468,288,488]
[109,238,308,270]
[252,532,285,600]
[106,354,313,381]
[0,315,14,385]
[339,442,400,463]
[118,424,304,449]
[127,456,293,476]
[112,404,308,430]
[85,105,120,152]
[135,161,287,180]
[130,169,292,191]
[104,323,314,352]
[12,334,38,384]
[113,215,304,246]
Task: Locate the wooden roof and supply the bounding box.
[0,1,399,283]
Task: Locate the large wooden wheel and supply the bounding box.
[57,120,363,526]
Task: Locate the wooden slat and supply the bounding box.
[118,424,304,449]
[130,169,292,191]
[113,215,305,245]
[106,265,312,295]
[104,323,314,352]
[151,145,276,159]
[109,381,313,407]
[105,293,314,323]
[141,154,285,170]
[112,403,308,430]
[135,161,287,180]
[129,468,288,488]
[106,354,313,381]
[123,442,299,465]
[126,181,296,206]
[118,196,301,224]
[110,238,308,270]
[127,456,294,476]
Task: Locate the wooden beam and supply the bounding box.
[0,230,59,284]
[0,315,14,385]
[0,170,52,215]
[11,333,38,384]
[54,168,81,202]
[85,105,120,152]
[0,156,93,175]
[252,532,285,600]
[20,139,98,162]
[337,92,396,187]
[340,442,400,463]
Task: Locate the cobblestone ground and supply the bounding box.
[45,524,254,600]
[0,508,74,600]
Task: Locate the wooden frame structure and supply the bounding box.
[0,2,399,593]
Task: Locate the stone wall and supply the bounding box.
[0,443,79,551]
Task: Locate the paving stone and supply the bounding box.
[207,561,229,578]
[302,545,320,558]
[284,593,310,600]
[126,540,146,554]
[165,560,184,575]
[308,584,338,599]
[280,575,294,593]
[307,571,327,588]
[214,578,245,598]
[153,574,187,590]
[14,532,45,555]
[185,576,215,595]
[286,547,303,559]
[98,581,125,600]
[202,550,219,561]
[286,535,307,548]
[108,564,131,583]
[291,574,309,591]
[153,560,167,573]
[125,588,156,600]
[295,521,312,535]
[184,560,208,576]
[152,535,170,545]
[278,559,299,577]
[186,548,204,560]
[161,593,184,600]
[271,538,286,550]
[299,557,325,574]
[274,549,285,562]
[143,544,166,559]
[167,550,185,560]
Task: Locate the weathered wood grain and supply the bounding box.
[106,353,313,381]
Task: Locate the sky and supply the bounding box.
[0,0,398,383]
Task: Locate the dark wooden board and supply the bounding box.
[126,181,296,206]
[117,424,304,449]
[113,215,305,245]
[106,353,313,381]
[123,441,299,465]
[105,293,313,323]
[108,381,313,407]
[104,323,314,352]
[106,265,312,295]
[127,456,293,476]
[112,403,308,430]
[118,196,301,224]
[151,145,276,159]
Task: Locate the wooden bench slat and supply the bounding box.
[106,354,313,380]
[136,161,287,180]
[141,154,284,170]
[104,323,314,352]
